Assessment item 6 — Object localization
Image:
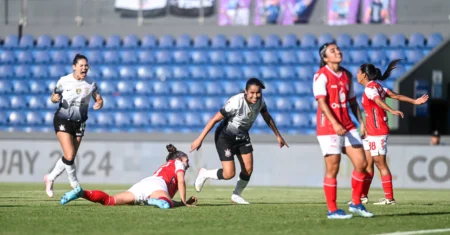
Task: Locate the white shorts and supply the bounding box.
[127,176,168,205]
[317,129,362,156]
[364,135,388,156]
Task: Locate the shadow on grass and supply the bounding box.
[376,211,450,217]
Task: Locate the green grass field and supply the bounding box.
[1,183,450,235]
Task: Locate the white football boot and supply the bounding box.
[44,174,54,198]
[231,194,250,205]
[194,168,208,192]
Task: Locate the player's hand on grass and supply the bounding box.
[190,138,203,152]
[277,136,289,148]
[186,196,198,207]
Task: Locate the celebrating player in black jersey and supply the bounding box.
[44,54,103,198]
[190,78,288,204]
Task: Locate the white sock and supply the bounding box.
[65,163,80,188]
[47,158,66,181]
[233,177,249,196]
[204,169,219,180]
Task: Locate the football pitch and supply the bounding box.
[1,183,449,235]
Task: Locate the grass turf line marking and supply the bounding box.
[373,228,450,235]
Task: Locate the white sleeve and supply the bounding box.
[174,160,186,174]
[313,73,327,99]
[220,95,240,118]
[364,87,380,100]
[54,77,64,94]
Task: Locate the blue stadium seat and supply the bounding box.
[278,81,295,95]
[96,112,114,126]
[300,34,317,49]
[193,34,209,49]
[244,51,261,64]
[247,34,263,49]
[318,33,334,46]
[185,112,202,126]
[103,51,121,64]
[100,96,116,110]
[225,66,243,79]
[229,35,245,49]
[0,96,10,108]
[296,66,313,81]
[87,67,101,80]
[135,81,151,95]
[336,34,352,48]
[242,66,260,78]
[223,81,240,95]
[3,35,19,49]
[52,51,69,64]
[119,66,137,79]
[36,35,52,49]
[123,34,139,49]
[406,50,424,63]
[263,81,277,95]
[278,66,295,79]
[280,50,298,64]
[151,97,168,110]
[204,97,222,111]
[390,67,406,80]
[187,97,204,110]
[9,111,26,125]
[26,111,43,125]
[132,112,149,126]
[171,81,188,94]
[98,81,116,94]
[138,51,155,63]
[293,97,311,111]
[173,66,190,79]
[150,112,167,126]
[0,80,12,93]
[167,112,184,126]
[352,82,364,95]
[297,51,314,64]
[133,96,150,110]
[19,35,35,49]
[1,51,15,64]
[45,80,57,94]
[115,112,131,127]
[212,34,228,49]
[227,51,244,64]
[116,96,133,110]
[32,65,49,79]
[275,97,293,110]
[261,51,279,64]
[353,34,370,48]
[293,81,311,95]
[41,111,54,125]
[176,34,192,49]
[15,65,32,78]
[389,33,407,48]
[282,34,298,48]
[426,33,443,48]
[292,113,309,127]
[169,97,187,110]
[101,66,119,79]
[387,50,406,61]
[273,113,291,127]
[205,82,223,95]
[369,50,387,64]
[137,66,153,79]
[117,81,134,94]
[173,50,190,64]
[190,66,207,80]
[54,35,70,49]
[209,51,226,64]
[88,35,105,49]
[71,35,87,48]
[260,66,278,80]
[155,66,173,79]
[159,35,175,49]
[0,65,14,78]
[264,34,281,49]
[34,51,51,64]
[208,66,225,79]
[188,81,205,94]
[191,51,208,64]
[351,50,369,63]
[408,33,425,48]
[10,96,27,109]
[152,81,170,95]
[121,51,138,64]
[17,51,33,64]
[372,33,388,48]
[142,35,157,49]
[106,35,122,49]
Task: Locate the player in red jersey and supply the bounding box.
[313,42,373,219]
[355,59,428,205]
[59,144,198,209]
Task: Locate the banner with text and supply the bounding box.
[327,0,360,25]
[362,0,397,24]
[254,0,318,25]
[1,140,449,189]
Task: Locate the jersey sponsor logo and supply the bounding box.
[331,85,337,88]
[331,103,347,109]
[245,143,252,147]
[85,88,90,95]
[224,149,232,158]
[59,125,65,131]
[339,88,346,102]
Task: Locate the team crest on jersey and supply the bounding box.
[224,149,232,158]
[76,88,81,95]
[59,125,65,131]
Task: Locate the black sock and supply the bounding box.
[239,172,251,181]
[61,156,74,165]
[217,169,224,180]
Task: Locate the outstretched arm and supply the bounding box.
[387,90,429,105]
[261,110,288,148]
[374,97,404,118]
[191,112,224,152]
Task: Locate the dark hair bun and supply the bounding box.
[166,144,177,153]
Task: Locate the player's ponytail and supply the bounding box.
[360,59,401,81]
[166,144,187,162]
[377,59,401,81]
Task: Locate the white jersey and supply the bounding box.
[54,73,98,122]
[218,93,267,138]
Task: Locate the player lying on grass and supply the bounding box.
[60,144,198,209]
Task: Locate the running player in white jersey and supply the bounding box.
[44,54,103,198]
[59,144,198,209]
[190,78,289,204]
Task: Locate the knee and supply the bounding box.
[325,164,340,177]
[222,169,235,180]
[243,166,253,176]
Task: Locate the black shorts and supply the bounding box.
[214,129,253,162]
[53,116,86,137]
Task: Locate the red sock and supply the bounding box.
[362,172,374,197]
[323,178,337,212]
[158,196,174,208]
[381,175,394,200]
[83,190,116,206]
[351,170,366,205]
